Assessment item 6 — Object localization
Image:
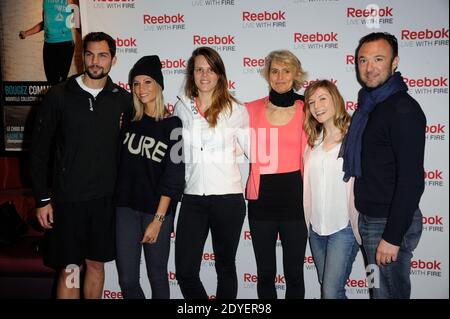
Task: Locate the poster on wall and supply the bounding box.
[79,0,448,299]
[3,105,32,151]
[2,82,50,151]
[0,0,81,151]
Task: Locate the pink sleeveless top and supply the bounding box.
[246,96,307,199]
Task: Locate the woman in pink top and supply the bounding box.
[303,80,361,299]
[246,50,308,299]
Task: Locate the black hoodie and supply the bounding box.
[30,74,131,207]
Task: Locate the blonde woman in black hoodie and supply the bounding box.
[115,55,184,299]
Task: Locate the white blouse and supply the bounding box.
[173,95,249,196]
[307,142,349,236]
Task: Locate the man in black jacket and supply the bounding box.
[343,32,426,299]
[30,32,131,299]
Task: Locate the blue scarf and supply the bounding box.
[341,72,408,182]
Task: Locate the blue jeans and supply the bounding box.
[309,224,359,299]
[116,207,174,299]
[358,209,423,299]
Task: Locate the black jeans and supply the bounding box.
[249,219,308,299]
[175,194,246,299]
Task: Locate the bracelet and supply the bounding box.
[154,214,165,223]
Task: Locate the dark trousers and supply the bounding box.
[116,207,173,299]
[175,194,246,299]
[249,219,308,299]
[43,41,74,85]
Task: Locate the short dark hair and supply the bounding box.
[83,32,116,58]
[356,32,398,61]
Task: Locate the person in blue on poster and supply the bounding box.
[19,0,79,85]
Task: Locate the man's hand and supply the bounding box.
[376,239,400,266]
[36,203,54,229]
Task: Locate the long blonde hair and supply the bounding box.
[131,81,168,121]
[184,46,239,127]
[304,80,351,147]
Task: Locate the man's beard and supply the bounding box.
[85,65,110,80]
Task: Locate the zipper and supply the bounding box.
[89,97,94,111]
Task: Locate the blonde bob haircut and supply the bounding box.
[303,80,351,148]
[261,50,307,91]
[131,80,169,122]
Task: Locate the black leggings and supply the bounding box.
[175,194,246,299]
[249,219,308,299]
[43,41,74,85]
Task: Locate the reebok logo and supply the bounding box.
[193,35,235,45]
[242,10,286,21]
[402,28,449,40]
[143,13,184,24]
[347,6,393,17]
[294,32,338,42]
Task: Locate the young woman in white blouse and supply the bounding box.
[303,80,361,299]
[173,47,248,299]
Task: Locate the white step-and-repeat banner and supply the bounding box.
[79,0,448,299]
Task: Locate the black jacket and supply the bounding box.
[355,91,426,246]
[30,74,131,207]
